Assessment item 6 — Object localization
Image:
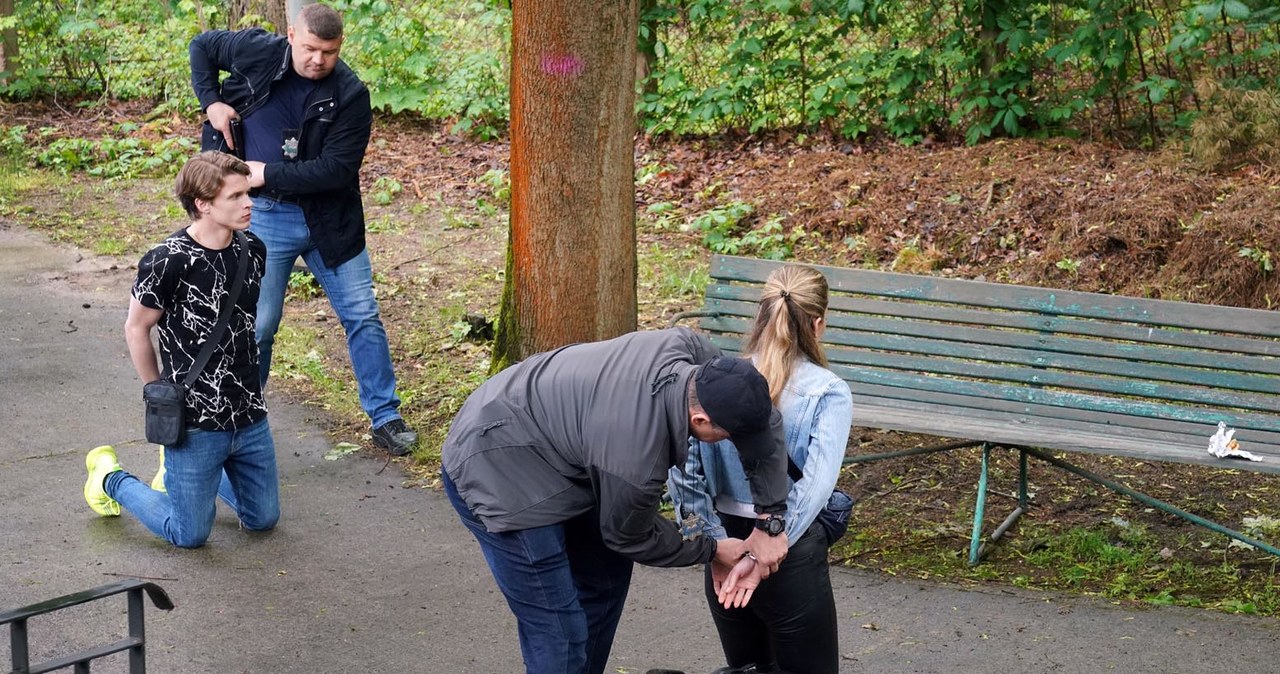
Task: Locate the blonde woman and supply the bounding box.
[669,264,852,674]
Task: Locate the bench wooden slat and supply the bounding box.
[713,256,1280,338]
[705,285,1280,360]
[702,313,1280,395]
[852,400,1280,475]
[851,380,1280,449]
[825,362,1280,434]
[823,332,1280,396]
[834,347,1278,414]
[709,333,1280,429]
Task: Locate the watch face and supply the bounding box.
[757,515,784,535]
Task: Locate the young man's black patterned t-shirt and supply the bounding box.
[132,229,268,431]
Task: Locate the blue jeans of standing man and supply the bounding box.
[105,417,279,548]
[250,197,402,428]
[443,470,633,674]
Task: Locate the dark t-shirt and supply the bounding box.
[132,229,268,431]
[243,66,317,164]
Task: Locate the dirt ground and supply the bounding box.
[5,100,1280,610]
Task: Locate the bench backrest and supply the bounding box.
[696,255,1280,473]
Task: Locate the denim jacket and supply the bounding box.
[669,358,853,546]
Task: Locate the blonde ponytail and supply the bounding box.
[743,265,829,404]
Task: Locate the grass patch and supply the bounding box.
[268,323,364,424]
[1,166,174,258]
[831,446,1280,616]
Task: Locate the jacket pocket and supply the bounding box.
[448,416,575,525]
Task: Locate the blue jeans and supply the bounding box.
[105,418,279,548]
[443,470,633,674]
[250,197,402,428]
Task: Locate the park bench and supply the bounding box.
[675,254,1280,564]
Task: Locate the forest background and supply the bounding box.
[3,0,1280,618]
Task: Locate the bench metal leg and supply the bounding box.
[968,444,991,565]
[10,618,29,672]
[128,587,146,674]
[970,446,1030,565]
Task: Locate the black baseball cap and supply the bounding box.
[694,357,777,461]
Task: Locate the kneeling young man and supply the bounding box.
[84,151,279,548]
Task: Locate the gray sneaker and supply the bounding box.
[372,419,418,456]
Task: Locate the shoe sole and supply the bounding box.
[375,438,414,457]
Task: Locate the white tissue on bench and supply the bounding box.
[1207,421,1263,462]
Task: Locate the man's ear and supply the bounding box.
[193,197,211,214]
[689,410,713,433]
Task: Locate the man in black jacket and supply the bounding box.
[189,3,417,456]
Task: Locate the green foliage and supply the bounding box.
[638,0,1280,145]
[477,168,510,205]
[5,0,1278,149]
[370,176,403,205]
[33,132,197,179]
[688,201,801,259]
[332,0,510,139]
[1013,521,1280,614]
[1238,246,1274,273]
[0,125,29,162]
[287,270,323,301]
[1,0,203,106]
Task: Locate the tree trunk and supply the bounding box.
[227,0,287,33]
[636,0,660,102]
[492,0,639,371]
[0,0,17,84]
[977,0,1004,78]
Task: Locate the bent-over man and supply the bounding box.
[442,327,792,674]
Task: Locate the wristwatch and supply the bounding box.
[754,513,785,536]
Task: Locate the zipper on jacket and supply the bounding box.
[306,96,336,121]
[233,44,292,121]
[650,372,678,396]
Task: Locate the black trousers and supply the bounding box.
[704,515,839,674]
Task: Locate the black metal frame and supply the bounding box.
[1,579,174,674]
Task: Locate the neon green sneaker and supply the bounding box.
[84,445,122,517]
[150,449,166,493]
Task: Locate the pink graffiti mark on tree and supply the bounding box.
[540,53,585,78]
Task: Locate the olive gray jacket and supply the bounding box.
[442,327,790,568]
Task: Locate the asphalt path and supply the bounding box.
[2,223,1278,673]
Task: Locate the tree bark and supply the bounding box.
[0,0,17,84]
[492,0,640,371]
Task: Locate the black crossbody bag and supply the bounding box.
[143,232,249,446]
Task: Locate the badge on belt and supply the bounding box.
[282,128,300,160]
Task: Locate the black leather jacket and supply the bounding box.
[190,28,372,268]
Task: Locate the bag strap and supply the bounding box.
[180,231,250,390]
[786,456,804,482]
